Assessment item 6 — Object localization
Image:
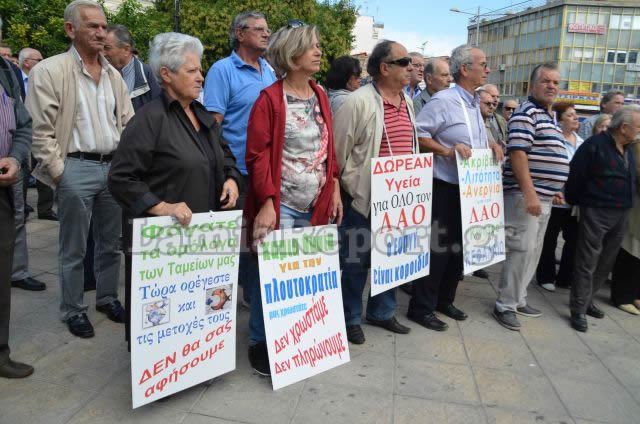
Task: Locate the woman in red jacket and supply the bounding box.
[244,21,342,376]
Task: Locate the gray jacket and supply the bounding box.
[0,58,31,164]
[413,89,432,117]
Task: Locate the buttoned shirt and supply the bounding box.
[69,47,120,154]
[404,84,422,100]
[20,70,28,97]
[416,84,488,184]
[203,51,277,175]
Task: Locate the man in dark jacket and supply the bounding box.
[565,105,640,332]
[0,16,35,378]
[104,24,160,111]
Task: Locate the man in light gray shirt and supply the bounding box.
[408,45,503,332]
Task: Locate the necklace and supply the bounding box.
[285,78,313,115]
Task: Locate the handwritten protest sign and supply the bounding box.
[370,154,433,296]
[456,149,506,275]
[258,225,349,390]
[130,211,241,408]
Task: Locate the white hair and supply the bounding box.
[609,105,640,131]
[64,0,104,29]
[18,48,39,67]
[148,32,203,82]
[449,44,474,82]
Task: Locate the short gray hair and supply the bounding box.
[449,44,474,82]
[609,105,640,131]
[18,48,38,67]
[529,62,559,85]
[107,24,134,48]
[148,32,203,82]
[266,24,319,76]
[64,0,104,29]
[601,90,625,107]
[229,11,266,50]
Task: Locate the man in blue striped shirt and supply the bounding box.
[494,63,569,331]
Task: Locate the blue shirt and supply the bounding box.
[404,84,422,99]
[203,51,277,175]
[502,98,569,198]
[415,85,488,184]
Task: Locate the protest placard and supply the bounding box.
[130,211,241,408]
[456,149,506,275]
[370,154,433,296]
[258,225,349,390]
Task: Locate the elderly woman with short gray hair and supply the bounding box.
[108,32,241,348]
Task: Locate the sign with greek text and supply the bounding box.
[456,149,506,275]
[258,225,349,390]
[370,154,433,296]
[130,211,242,408]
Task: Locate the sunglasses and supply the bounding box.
[287,19,306,29]
[385,56,412,67]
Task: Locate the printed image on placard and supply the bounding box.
[142,299,170,329]
[205,285,233,314]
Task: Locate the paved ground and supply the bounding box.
[2,190,640,424]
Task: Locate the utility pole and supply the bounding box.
[174,0,180,32]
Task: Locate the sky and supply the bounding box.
[352,0,541,56]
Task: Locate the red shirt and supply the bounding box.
[378,96,414,157]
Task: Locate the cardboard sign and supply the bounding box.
[370,154,433,295]
[130,211,241,408]
[456,149,506,274]
[258,225,350,390]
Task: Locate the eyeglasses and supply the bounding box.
[504,106,516,112]
[243,26,271,35]
[287,19,306,29]
[385,57,412,67]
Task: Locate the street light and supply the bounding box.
[450,6,512,46]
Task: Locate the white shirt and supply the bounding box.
[69,47,120,154]
[20,70,28,97]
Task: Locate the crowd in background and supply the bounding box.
[1,0,639,381]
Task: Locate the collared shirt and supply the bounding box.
[556,131,584,209]
[565,131,636,209]
[203,51,277,175]
[404,84,422,100]
[378,96,414,157]
[121,57,136,93]
[20,70,28,97]
[416,84,488,184]
[0,84,16,158]
[502,97,569,198]
[69,46,120,154]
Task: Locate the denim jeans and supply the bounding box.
[339,199,396,326]
[247,204,312,345]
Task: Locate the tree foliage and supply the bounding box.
[0,0,356,77]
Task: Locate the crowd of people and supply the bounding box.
[1,0,639,382]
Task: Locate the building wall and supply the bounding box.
[351,14,384,55]
[473,1,640,109]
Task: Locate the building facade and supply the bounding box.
[473,0,639,113]
[351,14,384,56]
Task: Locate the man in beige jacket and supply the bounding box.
[27,0,134,338]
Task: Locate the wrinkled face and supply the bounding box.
[65,7,108,55]
[0,47,11,58]
[602,94,625,115]
[292,33,322,75]
[502,100,518,120]
[427,60,452,93]
[238,18,270,52]
[620,112,640,144]
[162,52,204,102]
[559,107,579,132]
[485,85,500,104]
[461,48,490,89]
[103,32,132,70]
[594,117,611,135]
[530,68,560,107]
[409,55,424,85]
[381,43,412,88]
[479,91,496,119]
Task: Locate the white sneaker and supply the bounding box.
[540,283,556,292]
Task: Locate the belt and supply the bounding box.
[67,152,114,162]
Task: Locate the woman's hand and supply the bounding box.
[147,201,193,226]
[330,178,343,225]
[253,198,276,246]
[220,178,239,210]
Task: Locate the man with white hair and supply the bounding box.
[565,105,639,332]
[413,57,452,115]
[27,0,134,338]
[410,44,503,331]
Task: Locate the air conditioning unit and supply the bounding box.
[498,64,506,71]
